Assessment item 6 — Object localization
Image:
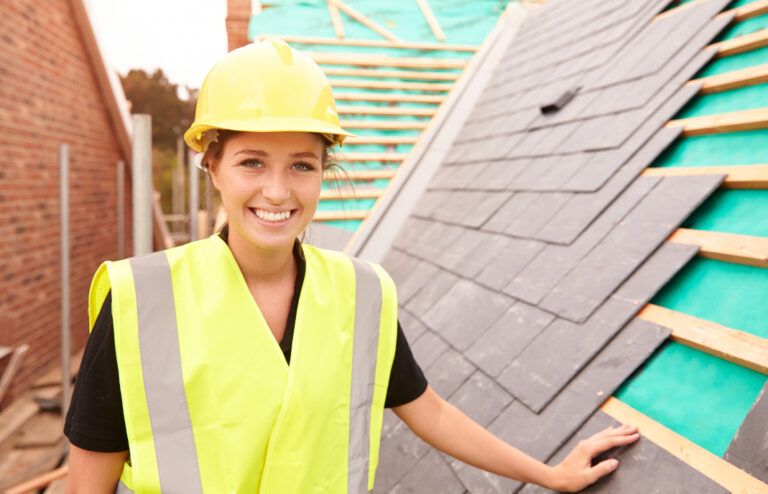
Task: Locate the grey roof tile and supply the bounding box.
[483,192,538,234]
[410,329,450,370]
[500,241,699,412]
[389,450,466,494]
[495,193,572,238]
[448,371,514,427]
[432,191,510,229]
[468,159,531,191]
[466,301,556,378]
[423,279,512,351]
[429,163,486,190]
[519,410,728,494]
[450,460,522,494]
[404,268,460,316]
[424,347,477,398]
[504,176,660,304]
[391,255,440,305]
[525,152,591,192]
[463,135,520,163]
[475,236,546,291]
[508,127,554,158]
[437,230,512,280]
[392,217,433,251]
[488,317,669,462]
[724,381,768,483]
[397,307,427,343]
[540,175,724,322]
[374,411,431,493]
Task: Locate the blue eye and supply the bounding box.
[293,161,315,171]
[240,159,263,168]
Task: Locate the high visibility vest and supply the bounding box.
[88,235,398,494]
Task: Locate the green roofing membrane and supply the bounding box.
[651,128,768,166]
[682,189,768,237]
[675,83,768,118]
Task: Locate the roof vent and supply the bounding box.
[540,87,579,114]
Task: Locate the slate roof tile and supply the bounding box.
[374,412,431,493]
[410,328,450,371]
[436,229,512,280]
[432,190,510,229]
[449,371,514,428]
[388,450,466,494]
[474,236,546,291]
[500,192,572,239]
[483,192,538,234]
[403,220,464,262]
[519,410,728,493]
[424,347,477,398]
[467,159,531,191]
[396,307,427,343]
[724,381,768,483]
[423,279,512,351]
[386,253,439,305]
[404,268,460,316]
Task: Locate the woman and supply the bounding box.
[65,39,638,493]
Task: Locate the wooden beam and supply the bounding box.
[313,209,369,221]
[337,105,436,117]
[324,169,397,181]
[326,0,401,42]
[665,107,768,136]
[0,396,39,446]
[342,136,418,146]
[0,344,29,404]
[326,0,345,39]
[5,465,68,494]
[720,0,768,22]
[330,79,452,91]
[340,120,427,130]
[334,92,444,104]
[255,34,478,52]
[638,304,768,374]
[689,63,768,93]
[710,29,768,58]
[641,164,768,188]
[416,0,446,42]
[308,52,467,69]
[654,0,706,22]
[336,152,406,162]
[323,67,459,80]
[319,188,384,200]
[667,227,768,268]
[601,397,768,494]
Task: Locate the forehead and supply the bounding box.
[224,131,324,156]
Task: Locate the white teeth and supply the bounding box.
[254,209,291,222]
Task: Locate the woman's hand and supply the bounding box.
[547,424,640,492]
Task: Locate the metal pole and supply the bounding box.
[188,149,199,242]
[117,160,125,259]
[132,114,153,256]
[60,143,71,416]
[174,137,185,218]
[205,171,213,237]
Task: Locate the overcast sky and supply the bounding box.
[85,0,229,96]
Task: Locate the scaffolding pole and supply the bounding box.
[132,114,153,256]
[117,159,125,259]
[60,143,70,416]
[189,149,199,242]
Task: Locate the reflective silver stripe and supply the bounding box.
[129,253,204,494]
[115,480,134,493]
[347,259,383,493]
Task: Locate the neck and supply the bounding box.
[226,227,296,286]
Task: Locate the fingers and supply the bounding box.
[586,458,620,484]
[587,424,637,442]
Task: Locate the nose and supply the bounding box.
[262,168,291,204]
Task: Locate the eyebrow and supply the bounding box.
[234,149,320,159]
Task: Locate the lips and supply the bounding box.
[250,208,295,223]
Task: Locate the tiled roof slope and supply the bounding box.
[373,0,744,492]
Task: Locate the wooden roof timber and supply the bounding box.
[337,105,436,117]
[326,0,401,42]
[641,164,768,188]
[313,209,369,221]
[601,397,768,494]
[718,0,768,22]
[416,0,446,42]
[330,79,452,91]
[326,0,345,39]
[665,107,768,136]
[255,34,478,52]
[308,52,467,69]
[667,228,768,268]
[334,92,444,104]
[340,120,427,130]
[343,136,418,145]
[709,28,768,57]
[323,67,459,80]
[638,303,768,375]
[335,152,406,161]
[689,63,768,93]
[319,188,384,200]
[323,169,397,181]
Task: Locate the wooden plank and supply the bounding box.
[326,0,345,39]
[5,465,68,494]
[334,92,444,104]
[690,63,768,93]
[600,396,768,494]
[255,34,478,52]
[324,67,458,80]
[330,79,452,91]
[710,29,768,57]
[32,348,83,389]
[42,475,67,494]
[720,0,768,22]
[313,209,369,221]
[340,119,427,130]
[308,52,467,69]
[319,188,384,200]
[667,227,768,268]
[342,135,419,145]
[654,0,707,22]
[14,412,64,449]
[0,344,29,404]
[324,169,397,181]
[0,398,39,447]
[326,0,401,42]
[336,152,406,161]
[337,105,436,117]
[416,0,446,42]
[641,164,768,188]
[638,304,768,374]
[666,107,768,136]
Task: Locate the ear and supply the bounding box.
[207,158,221,190]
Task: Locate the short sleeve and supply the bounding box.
[384,321,428,408]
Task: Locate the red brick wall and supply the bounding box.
[227,0,252,52]
[0,0,132,403]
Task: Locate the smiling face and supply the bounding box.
[209,131,325,254]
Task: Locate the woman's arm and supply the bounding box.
[392,385,638,492]
[66,444,128,494]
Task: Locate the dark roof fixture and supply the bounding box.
[540,87,580,114]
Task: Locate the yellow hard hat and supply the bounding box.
[184,38,354,152]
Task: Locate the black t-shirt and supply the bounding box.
[64,240,427,452]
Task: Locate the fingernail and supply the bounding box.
[610,459,619,469]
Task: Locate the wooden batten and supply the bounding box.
[665,107,768,136]
[324,169,397,181]
[330,79,452,92]
[255,34,478,52]
[326,0,345,39]
[638,304,768,374]
[308,52,467,69]
[719,0,768,21]
[319,188,383,200]
[690,63,768,93]
[337,105,436,117]
[600,397,768,494]
[325,0,401,42]
[323,67,459,81]
[667,227,768,267]
[340,120,427,130]
[343,136,419,145]
[416,0,446,42]
[334,92,444,104]
[313,209,369,221]
[710,29,768,57]
[641,164,768,188]
[336,152,407,162]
